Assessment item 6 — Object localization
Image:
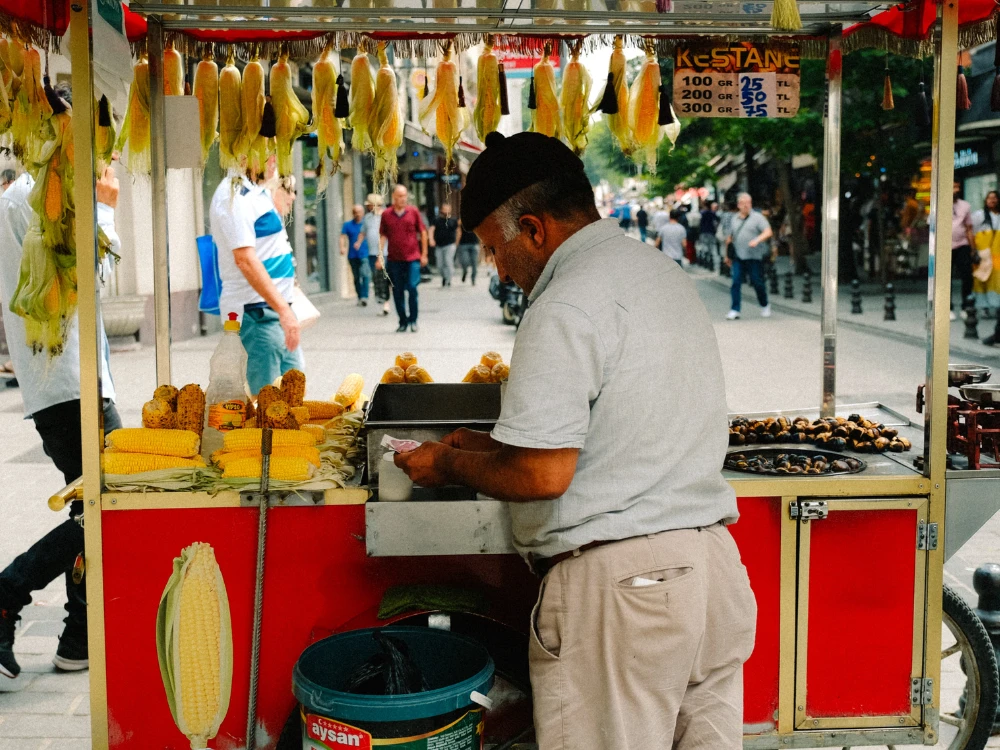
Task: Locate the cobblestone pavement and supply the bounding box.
[1,267,997,748]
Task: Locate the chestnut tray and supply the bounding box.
[725,448,867,476]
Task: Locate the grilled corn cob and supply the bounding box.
[290,406,311,425]
[313,43,344,193]
[404,365,434,383]
[561,42,593,155]
[395,352,417,370]
[271,48,312,178]
[264,401,299,430]
[222,456,315,481]
[280,368,306,407]
[156,543,233,750]
[163,41,184,95]
[177,385,206,437]
[222,428,316,451]
[193,50,219,164]
[480,351,503,370]
[143,398,178,429]
[106,428,201,458]
[462,365,492,383]
[303,400,344,420]
[530,44,560,139]
[256,384,281,418]
[603,36,634,157]
[213,444,321,468]
[118,56,151,174]
[491,362,510,382]
[155,384,180,410]
[381,366,406,384]
[218,51,242,170]
[418,43,467,174]
[371,43,403,190]
[627,45,662,173]
[348,52,376,154]
[473,39,502,142]
[333,373,364,407]
[103,453,207,474]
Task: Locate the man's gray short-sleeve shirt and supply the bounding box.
[730,210,771,260]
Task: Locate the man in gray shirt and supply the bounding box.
[725,192,774,320]
[395,132,755,750]
[657,209,688,263]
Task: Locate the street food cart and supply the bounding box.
[5,0,1000,747]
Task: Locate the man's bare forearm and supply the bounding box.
[235,250,292,314]
[440,447,569,502]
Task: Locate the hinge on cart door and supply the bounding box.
[789,500,828,522]
[916,521,939,550]
[911,677,933,705]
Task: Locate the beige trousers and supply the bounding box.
[529,524,757,750]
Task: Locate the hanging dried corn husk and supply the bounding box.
[419,42,467,173]
[313,43,345,193]
[770,0,802,31]
[164,41,184,95]
[218,51,243,171]
[956,64,971,111]
[10,46,52,162]
[116,55,151,175]
[530,43,560,139]
[348,52,376,153]
[560,40,593,155]
[7,40,23,78]
[473,38,502,142]
[601,36,634,157]
[95,95,116,172]
[371,42,403,191]
[193,49,219,164]
[271,47,312,178]
[627,44,663,173]
[238,54,267,178]
[0,39,19,103]
[881,59,894,111]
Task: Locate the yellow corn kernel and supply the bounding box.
[303,400,344,420]
[395,352,418,371]
[300,424,326,443]
[280,368,306,408]
[213,445,320,469]
[560,43,593,156]
[491,363,510,383]
[404,365,434,384]
[222,456,314,482]
[176,384,206,437]
[462,365,492,383]
[290,406,310,425]
[142,399,177,430]
[44,171,61,222]
[381,366,406,384]
[480,351,503,370]
[163,41,184,96]
[154,384,180,410]
[371,43,403,189]
[103,453,206,474]
[334,373,364,407]
[627,46,663,173]
[222,428,316,452]
[107,428,200,458]
[348,52,376,153]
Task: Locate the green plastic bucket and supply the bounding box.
[293,627,495,749]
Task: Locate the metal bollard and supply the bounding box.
[783,272,794,299]
[851,279,863,314]
[884,283,896,321]
[707,251,715,273]
[973,563,1000,732]
[964,295,980,340]
[768,265,779,295]
[801,269,813,303]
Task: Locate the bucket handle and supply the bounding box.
[470,691,494,710]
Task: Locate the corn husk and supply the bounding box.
[419,44,468,173]
[348,52,376,153]
[313,44,345,193]
[271,49,312,178]
[117,56,151,175]
[163,41,184,95]
[217,52,242,171]
[602,36,634,157]
[627,46,662,172]
[193,51,219,164]
[370,43,403,191]
[472,40,502,141]
[560,43,593,155]
[530,45,560,138]
[236,56,265,177]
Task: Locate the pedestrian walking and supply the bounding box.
[636,205,649,242]
[364,193,391,316]
[725,192,774,320]
[617,202,632,232]
[700,200,720,260]
[973,191,1000,346]
[456,221,480,285]
[951,181,976,321]
[210,162,303,393]
[381,184,429,332]
[340,204,370,305]
[431,202,459,287]
[656,210,688,265]
[0,106,122,678]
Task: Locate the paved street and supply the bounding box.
[1,264,998,748]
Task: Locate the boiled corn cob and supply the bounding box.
[371,43,403,190]
[603,36,634,157]
[143,399,178,429]
[418,43,467,174]
[627,45,663,173]
[381,366,406,384]
[303,400,344,420]
[290,406,311,425]
[300,424,326,443]
[473,39,502,142]
[193,50,219,164]
[163,41,184,95]
[561,42,593,155]
[222,455,315,481]
[480,351,503,370]
[118,56,151,174]
[212,444,321,469]
[155,384,180,410]
[348,52,376,154]
[218,51,243,171]
[106,428,201,458]
[271,49,312,178]
[156,542,233,750]
[530,44,560,139]
[103,453,206,474]
[280,368,306,407]
[222,428,316,451]
[395,352,417,370]
[333,373,364,407]
[177,384,206,437]
[462,365,492,383]
[313,43,344,193]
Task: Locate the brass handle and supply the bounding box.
[48,478,83,512]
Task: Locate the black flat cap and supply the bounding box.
[461,131,586,231]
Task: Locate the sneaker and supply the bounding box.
[0,609,21,678]
[53,621,88,672]
[360,299,368,307]
[382,303,390,317]
[983,335,997,347]
[960,309,969,320]
[950,310,958,321]
[761,305,772,318]
[396,324,408,333]
[725,310,741,320]
[410,323,419,333]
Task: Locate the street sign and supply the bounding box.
[672,41,800,118]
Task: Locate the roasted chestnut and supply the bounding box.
[831,460,850,472]
[828,437,847,451]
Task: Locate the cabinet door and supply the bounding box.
[795,498,927,730]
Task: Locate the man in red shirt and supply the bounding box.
[380,184,429,332]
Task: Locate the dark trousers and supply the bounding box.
[952,245,974,310]
[387,260,420,326]
[0,399,121,626]
[368,256,390,303]
[348,257,370,300]
[731,258,768,312]
[457,245,479,284]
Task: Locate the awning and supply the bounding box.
[845,0,998,56]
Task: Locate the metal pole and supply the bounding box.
[820,28,842,419]
[147,17,172,386]
[69,2,107,746]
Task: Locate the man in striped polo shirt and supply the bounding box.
[211,173,303,392]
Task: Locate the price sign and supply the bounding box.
[673,42,800,118]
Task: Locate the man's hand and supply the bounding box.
[394,441,452,487]
[441,428,500,453]
[279,308,301,352]
[748,238,759,248]
[421,251,429,267]
[96,166,119,209]
[375,257,384,271]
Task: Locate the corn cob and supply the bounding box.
[303,400,344,420]
[300,424,326,443]
[103,453,207,474]
[381,366,406,384]
[256,384,281,418]
[10,46,51,162]
[348,52,376,153]
[264,401,300,430]
[218,51,242,171]
[156,543,233,750]
[530,44,560,139]
[313,43,344,194]
[193,50,219,164]
[94,95,116,172]
[560,42,593,156]
[163,41,184,95]
[627,45,662,173]
[106,428,201,458]
[271,48,312,178]
[245,399,256,424]
[290,406,311,425]
[223,427,316,451]
[462,365,492,383]
[177,385,206,437]
[473,39,502,142]
[280,368,306,407]
[155,384,180,410]
[603,36,634,157]
[236,55,265,176]
[491,362,510,382]
[480,351,503,370]
[404,365,434,384]
[371,43,403,191]
[418,43,467,174]
[143,399,178,429]
[213,444,321,469]
[333,373,364,407]
[395,352,418,370]
[7,40,23,78]
[117,56,151,174]
[222,455,315,481]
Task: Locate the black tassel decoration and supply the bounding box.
[957,65,971,110]
[528,75,536,110]
[498,63,510,116]
[882,59,894,111]
[98,95,112,127]
[260,98,277,138]
[458,76,466,108]
[598,72,618,114]
[335,73,350,118]
[658,84,674,125]
[423,71,429,99]
[43,76,67,115]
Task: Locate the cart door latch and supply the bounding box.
[911,677,933,705]
[789,500,828,522]
[916,521,938,550]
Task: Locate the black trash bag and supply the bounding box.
[344,631,430,696]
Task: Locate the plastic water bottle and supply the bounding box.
[202,312,250,459]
